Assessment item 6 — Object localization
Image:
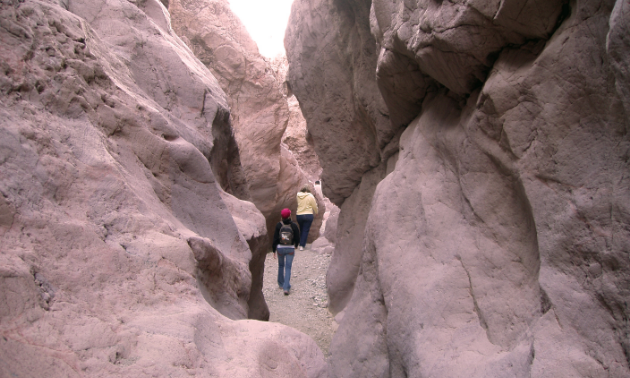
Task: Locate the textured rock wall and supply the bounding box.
[283,94,321,182]
[286,0,630,377]
[166,0,330,317]
[168,0,292,214]
[0,0,327,376]
[167,0,324,284]
[326,163,386,314]
[271,56,323,182]
[285,0,396,206]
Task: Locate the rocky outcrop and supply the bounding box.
[326,163,386,315]
[0,0,327,376]
[167,0,324,277]
[219,191,269,320]
[271,56,323,182]
[608,0,630,122]
[168,0,290,214]
[323,204,339,244]
[167,0,320,215]
[283,95,321,182]
[166,0,329,319]
[285,0,395,206]
[286,0,630,377]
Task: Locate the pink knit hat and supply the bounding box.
[281,208,291,219]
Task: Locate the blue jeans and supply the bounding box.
[277,246,295,292]
[296,214,314,247]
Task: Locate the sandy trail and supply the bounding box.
[262,244,335,356]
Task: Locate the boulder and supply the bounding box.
[311,244,334,257]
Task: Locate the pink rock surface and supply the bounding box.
[0,0,327,376]
[168,0,324,252]
[287,0,630,377]
[271,56,323,182]
[285,0,395,206]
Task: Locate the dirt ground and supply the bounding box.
[262,243,335,356]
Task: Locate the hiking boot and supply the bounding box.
[299,246,304,251]
[284,290,289,296]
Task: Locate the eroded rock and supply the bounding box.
[220,191,270,320]
[285,0,394,205]
[168,0,324,262]
[0,0,327,376]
[287,0,630,377]
[271,56,323,182]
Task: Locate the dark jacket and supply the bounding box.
[272,218,300,252]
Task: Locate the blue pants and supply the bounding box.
[277,246,295,292]
[296,214,314,247]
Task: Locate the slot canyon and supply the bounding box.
[1,0,629,377]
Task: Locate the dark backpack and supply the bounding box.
[279,222,294,245]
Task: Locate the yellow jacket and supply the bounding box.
[296,192,318,215]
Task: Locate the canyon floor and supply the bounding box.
[262,242,335,356]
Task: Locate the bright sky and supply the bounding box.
[229,0,295,58]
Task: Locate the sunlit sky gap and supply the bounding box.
[228,0,295,58]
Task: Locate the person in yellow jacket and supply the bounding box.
[296,185,318,250]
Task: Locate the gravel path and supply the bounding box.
[262,244,335,356]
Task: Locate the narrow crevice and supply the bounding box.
[456,255,489,334]
[551,0,573,37]
[540,287,552,314]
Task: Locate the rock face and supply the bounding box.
[286,0,630,377]
[168,0,291,215]
[283,95,321,182]
[0,0,327,376]
[166,0,324,286]
[167,0,321,217]
[323,204,339,244]
[285,0,396,206]
[271,56,323,182]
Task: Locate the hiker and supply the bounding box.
[296,185,318,250]
[272,208,300,295]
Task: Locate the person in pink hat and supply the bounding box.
[272,208,300,295]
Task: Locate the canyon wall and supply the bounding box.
[0,0,326,376]
[165,1,324,315]
[286,0,630,377]
[167,0,300,217]
[270,56,323,183]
